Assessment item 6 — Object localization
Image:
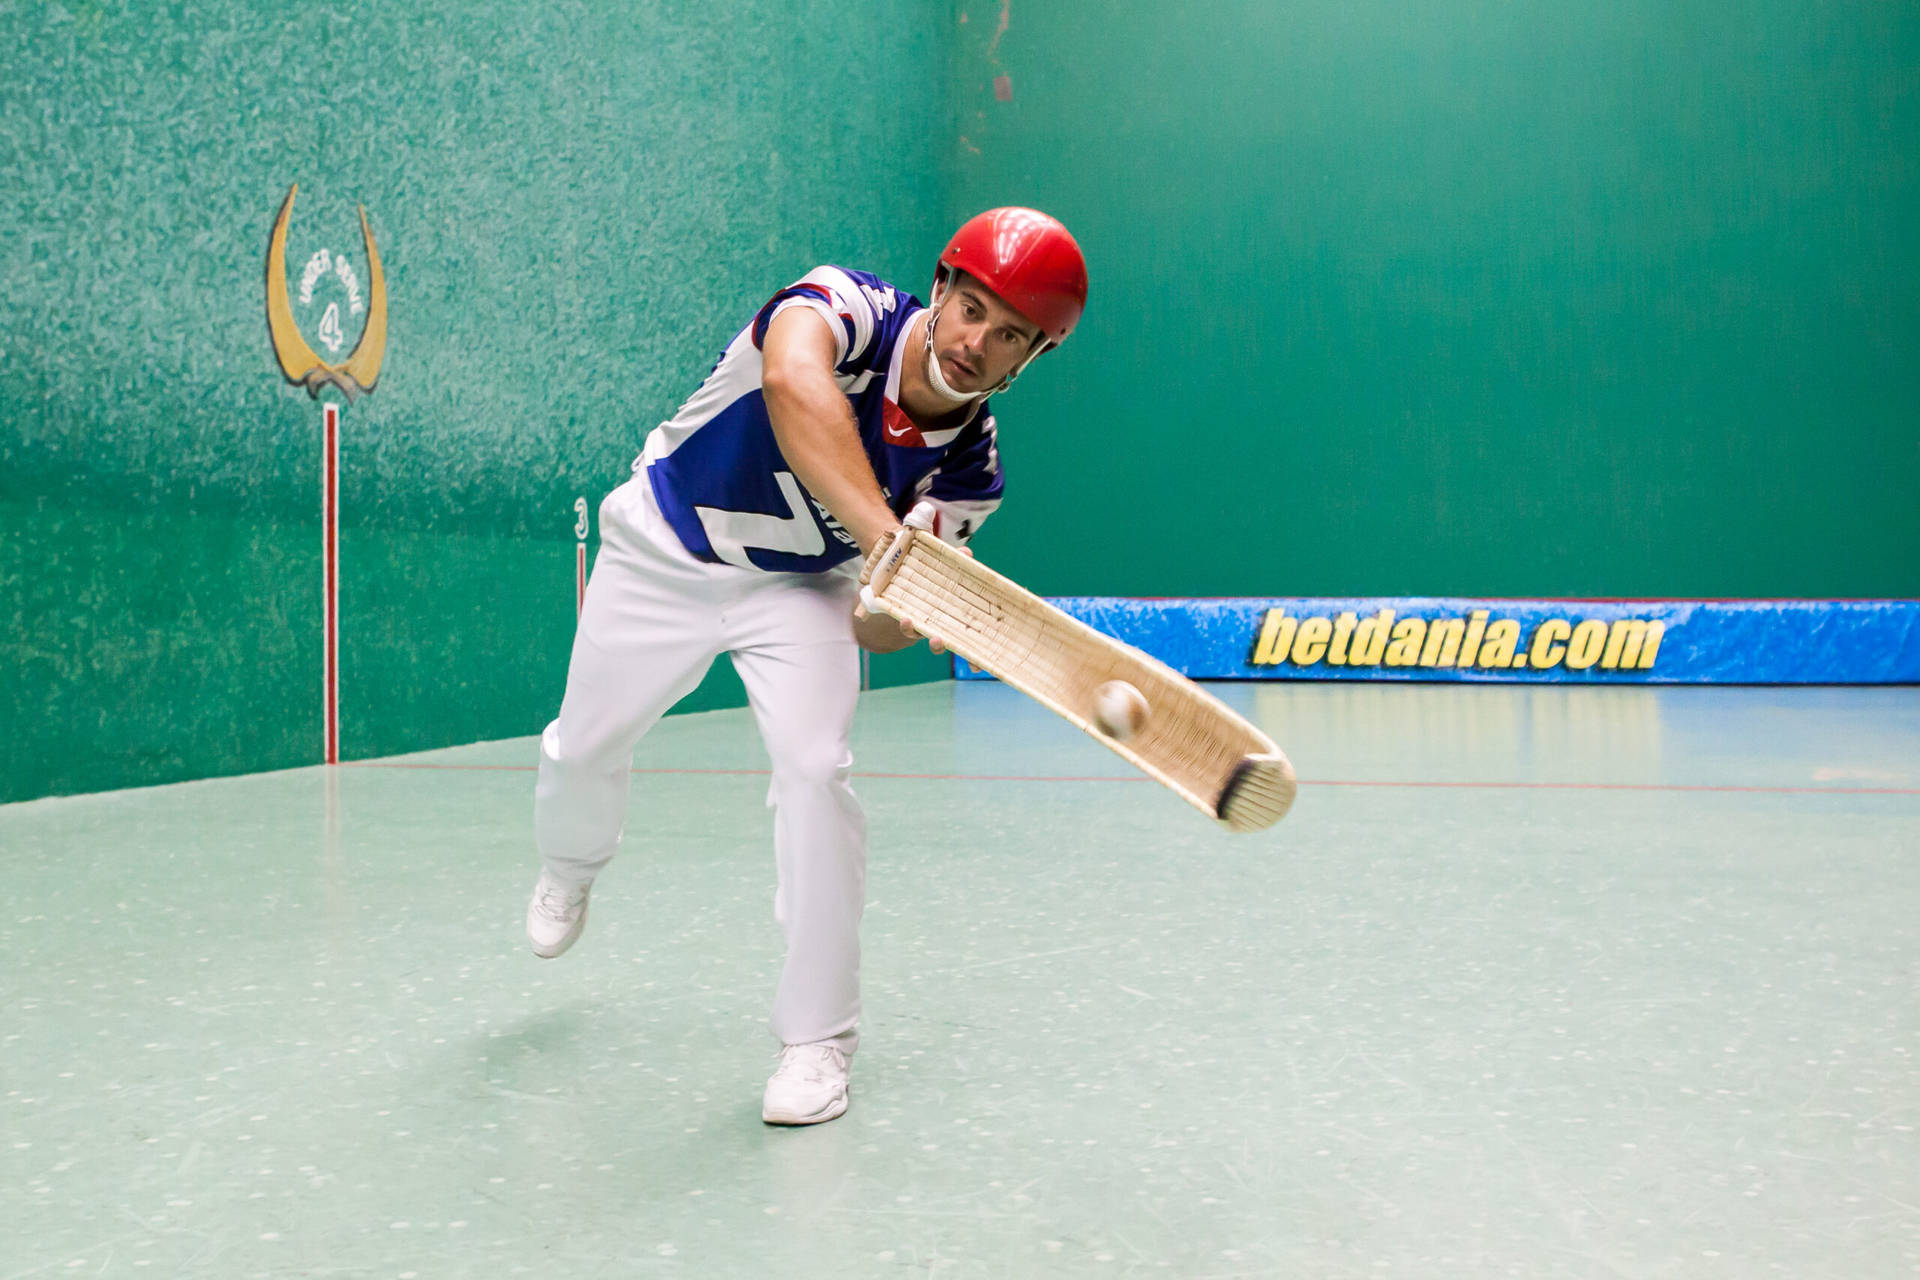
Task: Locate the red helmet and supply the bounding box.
[936,207,1088,345]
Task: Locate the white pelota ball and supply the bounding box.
[1091,680,1149,740]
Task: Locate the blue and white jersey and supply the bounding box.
[636,266,1005,574]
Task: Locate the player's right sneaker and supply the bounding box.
[525,870,591,958]
[761,1042,851,1126]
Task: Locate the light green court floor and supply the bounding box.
[4,682,1917,1278]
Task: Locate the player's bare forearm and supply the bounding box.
[761,309,901,553]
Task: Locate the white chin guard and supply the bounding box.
[922,309,979,406]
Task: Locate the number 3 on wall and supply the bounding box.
[694,471,826,568]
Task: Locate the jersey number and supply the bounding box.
[693,471,826,568]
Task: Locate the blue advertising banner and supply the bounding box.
[953,598,1920,684]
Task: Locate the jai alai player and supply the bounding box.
[526,208,1089,1125]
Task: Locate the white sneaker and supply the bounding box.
[525,870,591,958]
[761,1043,851,1126]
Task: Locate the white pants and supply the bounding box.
[534,472,866,1054]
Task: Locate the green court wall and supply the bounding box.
[1,0,951,803]
[947,0,1919,599]
[7,1,1917,803]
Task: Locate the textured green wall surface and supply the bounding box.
[948,0,1919,598]
[9,0,1919,803]
[2,0,951,802]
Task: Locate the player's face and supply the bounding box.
[934,281,1043,392]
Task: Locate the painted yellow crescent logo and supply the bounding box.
[265,183,388,400]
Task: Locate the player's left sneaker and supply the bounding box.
[761,1043,851,1126]
[525,869,591,958]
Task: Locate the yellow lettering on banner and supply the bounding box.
[1349,610,1395,666]
[1477,618,1520,667]
[1384,618,1426,666]
[1252,609,1295,665]
[1530,618,1570,668]
[1459,609,1491,667]
[1420,617,1465,667]
[1328,612,1358,665]
[1292,616,1332,665]
[1600,619,1634,669]
[1601,619,1664,670]
[1634,620,1664,669]
[1566,619,1607,670]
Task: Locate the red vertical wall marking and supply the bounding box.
[323,402,340,765]
[576,541,587,617]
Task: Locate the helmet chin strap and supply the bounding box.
[917,303,1052,402]
[921,272,1053,403]
[921,304,979,406]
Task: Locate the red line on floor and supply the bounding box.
[1304,779,1920,796]
[338,761,1919,795]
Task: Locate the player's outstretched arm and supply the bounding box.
[761,307,901,554]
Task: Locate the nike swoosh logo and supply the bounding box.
[885,423,914,441]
